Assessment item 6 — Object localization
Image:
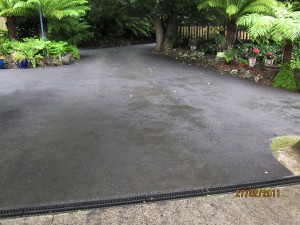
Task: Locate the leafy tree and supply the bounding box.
[0,0,30,40]
[198,0,277,47]
[237,4,300,63]
[143,0,199,51]
[15,0,90,37]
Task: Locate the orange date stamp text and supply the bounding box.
[235,189,280,198]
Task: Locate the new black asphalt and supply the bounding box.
[0,44,299,210]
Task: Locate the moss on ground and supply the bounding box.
[270,135,300,157]
[270,135,300,175]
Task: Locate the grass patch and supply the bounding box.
[270,135,300,175]
[270,135,300,157]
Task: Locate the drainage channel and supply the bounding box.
[1,176,300,219]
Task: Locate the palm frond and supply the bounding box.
[226,4,239,17]
[238,5,300,43]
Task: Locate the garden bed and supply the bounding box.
[159,49,299,92]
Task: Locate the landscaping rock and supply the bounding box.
[4,63,18,69]
[254,75,263,82]
[46,57,63,66]
[62,53,72,65]
[45,57,54,66]
[231,69,238,75]
[243,70,253,79]
[38,58,46,67]
[239,68,246,73]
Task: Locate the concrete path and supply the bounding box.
[0,44,299,210]
[1,184,299,225]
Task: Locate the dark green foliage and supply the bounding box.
[0,30,10,55]
[197,38,217,54]
[15,16,39,39]
[87,0,154,41]
[220,48,238,64]
[292,39,300,61]
[273,64,299,91]
[48,18,93,45]
[238,57,248,65]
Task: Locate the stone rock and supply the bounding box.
[239,68,246,73]
[69,56,75,64]
[243,70,253,79]
[38,58,46,67]
[45,57,62,66]
[53,58,63,66]
[231,69,238,75]
[62,53,72,65]
[254,75,263,82]
[4,63,18,69]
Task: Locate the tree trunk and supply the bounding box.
[6,16,17,41]
[282,40,293,64]
[153,15,164,52]
[226,20,237,48]
[161,12,177,51]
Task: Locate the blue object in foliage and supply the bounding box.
[0,59,4,69]
[17,59,28,69]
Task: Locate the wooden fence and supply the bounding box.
[0,17,7,30]
[179,26,250,40]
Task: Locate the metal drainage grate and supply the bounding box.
[1,176,300,219]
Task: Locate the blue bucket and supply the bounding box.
[17,59,28,69]
[0,59,4,69]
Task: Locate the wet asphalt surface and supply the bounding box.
[0,44,299,210]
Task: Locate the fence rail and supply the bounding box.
[179,26,250,41]
[0,17,7,30]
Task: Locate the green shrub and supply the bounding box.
[0,30,12,56]
[273,64,299,91]
[12,38,46,68]
[46,41,68,58]
[65,45,80,59]
[214,34,226,51]
[0,37,80,67]
[238,57,248,65]
[219,48,237,64]
[291,60,300,70]
[46,41,80,59]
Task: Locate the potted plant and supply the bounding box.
[248,48,260,67]
[0,56,4,69]
[12,52,28,69]
[11,38,46,68]
[0,45,6,69]
[265,51,276,67]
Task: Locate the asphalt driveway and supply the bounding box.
[0,44,299,210]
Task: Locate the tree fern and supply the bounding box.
[198,0,278,46]
[237,4,300,63]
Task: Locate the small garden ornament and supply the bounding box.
[248,48,260,67]
[265,51,276,67]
